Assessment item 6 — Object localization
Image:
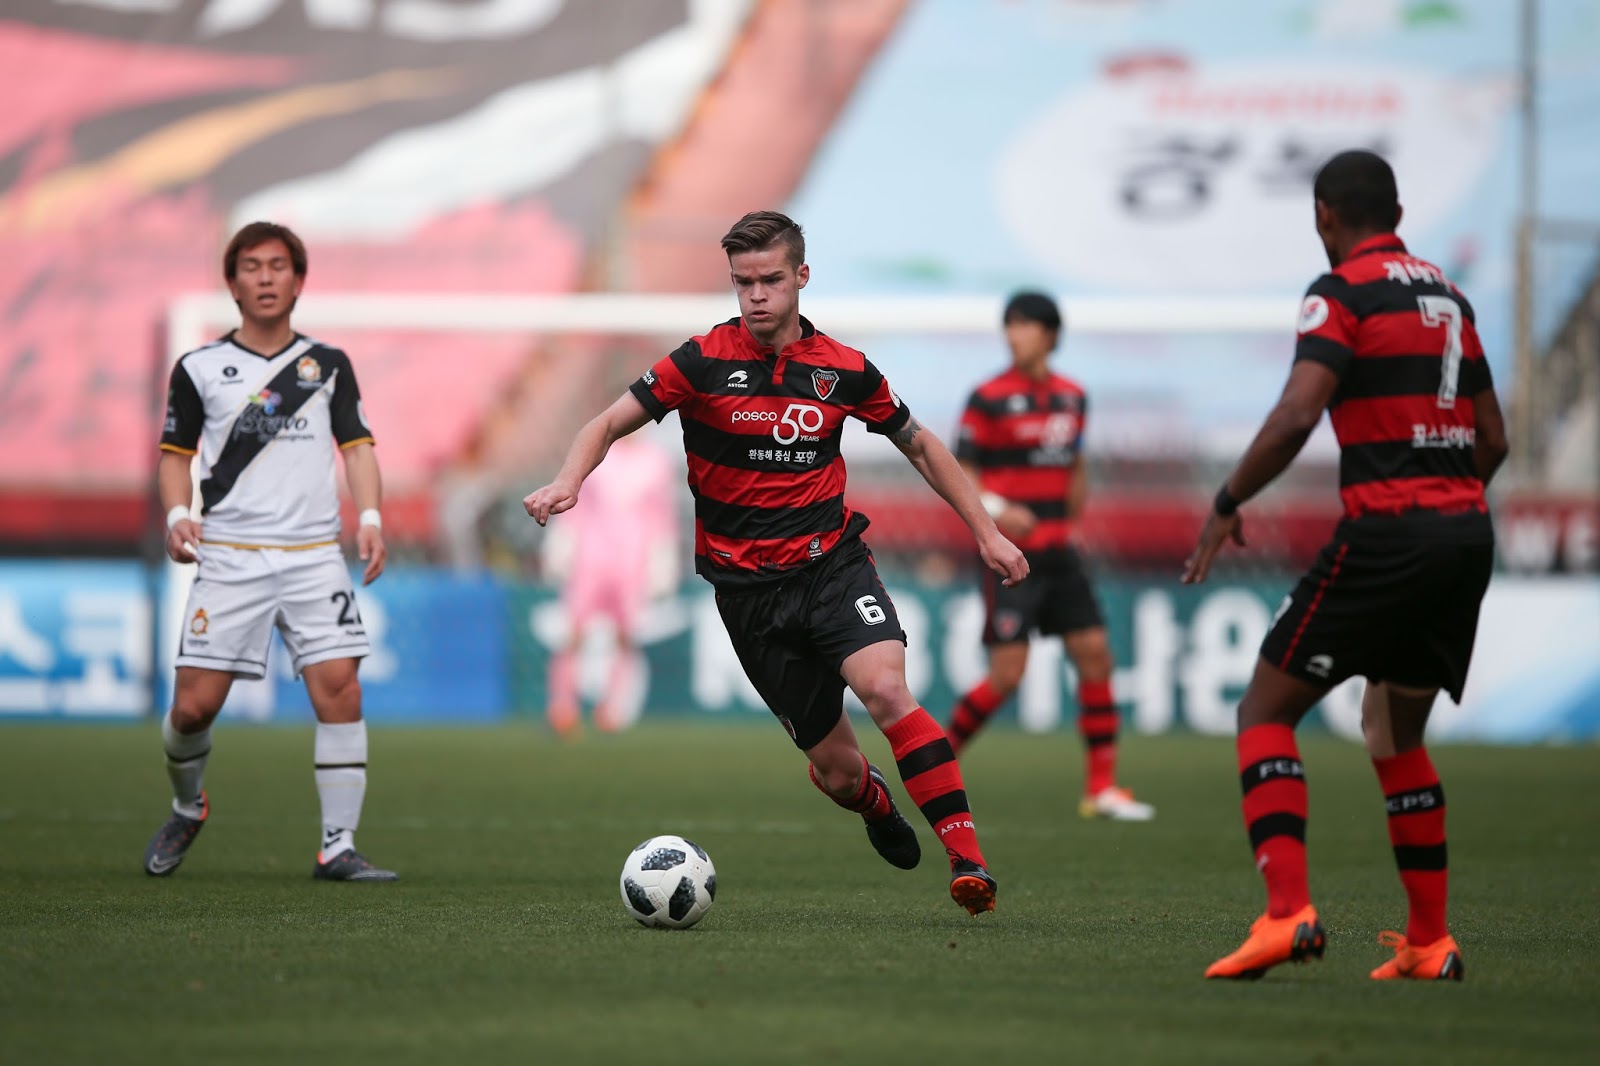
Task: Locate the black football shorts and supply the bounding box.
[981,545,1104,645]
[1260,522,1494,703]
[714,538,908,751]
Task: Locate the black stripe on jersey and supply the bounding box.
[1339,440,1478,485]
[1017,499,1068,519]
[1336,356,1492,402]
[700,358,778,396]
[964,445,1071,467]
[1295,335,1354,375]
[783,359,875,408]
[1339,276,1478,324]
[682,418,841,470]
[200,358,329,514]
[966,391,1079,418]
[631,379,668,421]
[695,492,846,541]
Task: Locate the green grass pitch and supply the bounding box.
[2,721,1597,1065]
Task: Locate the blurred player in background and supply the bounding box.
[146,222,397,883]
[1185,150,1506,981]
[544,431,678,735]
[946,292,1154,822]
[526,211,1029,916]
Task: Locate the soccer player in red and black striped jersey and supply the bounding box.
[947,292,1154,822]
[524,211,1029,915]
[1184,150,1507,981]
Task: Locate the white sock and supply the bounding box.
[162,709,210,819]
[315,721,367,859]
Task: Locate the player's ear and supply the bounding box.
[1392,203,1403,231]
[1313,199,1335,235]
[796,262,809,290]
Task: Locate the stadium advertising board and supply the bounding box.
[4,563,1595,742]
[0,562,151,717]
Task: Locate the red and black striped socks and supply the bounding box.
[946,679,1003,754]
[808,753,892,822]
[1373,747,1449,945]
[886,709,986,867]
[1078,679,1119,795]
[1237,723,1311,918]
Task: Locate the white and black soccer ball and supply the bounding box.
[619,834,716,930]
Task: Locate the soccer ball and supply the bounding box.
[619,834,717,930]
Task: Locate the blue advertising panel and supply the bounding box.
[0,561,151,717]
[6,561,1596,742]
[165,569,510,725]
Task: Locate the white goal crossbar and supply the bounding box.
[166,292,1298,363]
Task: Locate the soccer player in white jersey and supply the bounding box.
[143,222,397,882]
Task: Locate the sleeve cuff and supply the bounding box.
[1293,336,1353,377]
[866,404,912,436]
[159,443,198,455]
[629,381,669,423]
[338,437,376,450]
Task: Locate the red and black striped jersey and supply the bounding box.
[629,316,911,588]
[1295,234,1493,528]
[954,368,1085,562]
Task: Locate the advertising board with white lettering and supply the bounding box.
[3,562,1594,741]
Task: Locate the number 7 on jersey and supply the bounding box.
[1417,294,1463,409]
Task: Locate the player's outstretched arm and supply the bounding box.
[1183,361,1340,585]
[890,416,1029,587]
[342,442,387,585]
[524,391,653,526]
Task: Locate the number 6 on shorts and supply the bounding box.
[855,595,886,625]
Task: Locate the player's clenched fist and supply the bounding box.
[523,481,579,526]
[979,530,1029,587]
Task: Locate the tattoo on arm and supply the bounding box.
[889,415,923,450]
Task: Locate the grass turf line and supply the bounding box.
[1,722,1596,1065]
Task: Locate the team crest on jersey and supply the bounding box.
[295,356,323,388]
[808,535,823,559]
[1298,295,1329,334]
[189,609,209,636]
[811,368,839,400]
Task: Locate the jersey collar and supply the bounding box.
[1346,233,1407,261]
[737,314,817,356]
[224,331,304,360]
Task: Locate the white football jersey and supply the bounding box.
[160,333,373,546]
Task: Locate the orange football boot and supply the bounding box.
[1370,931,1464,980]
[1205,905,1326,979]
[949,859,997,916]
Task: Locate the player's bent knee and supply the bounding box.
[169,700,221,733]
[856,676,916,724]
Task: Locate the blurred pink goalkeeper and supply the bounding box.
[543,433,680,734]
